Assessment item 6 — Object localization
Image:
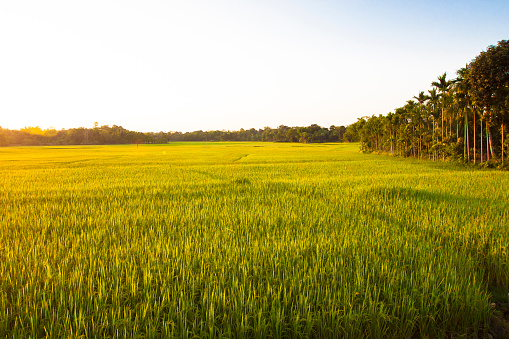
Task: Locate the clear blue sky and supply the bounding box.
[1,0,508,132]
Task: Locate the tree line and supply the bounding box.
[3,40,506,169]
[0,123,358,147]
[350,40,509,168]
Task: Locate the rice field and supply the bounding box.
[0,142,508,338]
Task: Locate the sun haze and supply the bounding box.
[1,0,507,132]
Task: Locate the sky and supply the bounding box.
[1,0,508,133]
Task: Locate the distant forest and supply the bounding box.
[0,123,357,146]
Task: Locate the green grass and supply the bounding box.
[0,142,508,338]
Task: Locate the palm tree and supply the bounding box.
[427,88,440,160]
[385,112,397,155]
[413,91,429,158]
[432,73,455,159]
[413,91,428,106]
[454,66,473,162]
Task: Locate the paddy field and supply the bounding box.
[0,142,508,338]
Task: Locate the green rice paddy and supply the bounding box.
[0,142,508,338]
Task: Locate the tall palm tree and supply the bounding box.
[413,91,428,106]
[385,112,396,155]
[452,83,467,160]
[412,92,429,158]
[427,88,440,160]
[432,73,455,159]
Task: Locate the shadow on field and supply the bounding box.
[377,154,486,173]
[367,186,481,204]
[362,186,491,236]
[361,186,506,286]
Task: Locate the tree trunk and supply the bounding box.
[427,120,430,159]
[480,117,483,162]
[450,116,452,139]
[442,110,445,161]
[411,133,414,157]
[502,123,505,167]
[419,127,422,158]
[466,112,470,162]
[432,117,435,160]
[391,129,394,156]
[441,107,444,141]
[486,121,490,161]
[488,124,495,160]
[457,116,459,144]
[464,110,468,161]
[473,111,476,164]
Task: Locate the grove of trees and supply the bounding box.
[0,124,355,147]
[352,40,509,168]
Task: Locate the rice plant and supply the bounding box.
[0,143,507,338]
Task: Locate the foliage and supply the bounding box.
[0,124,352,147]
[468,40,509,118]
[356,40,509,167]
